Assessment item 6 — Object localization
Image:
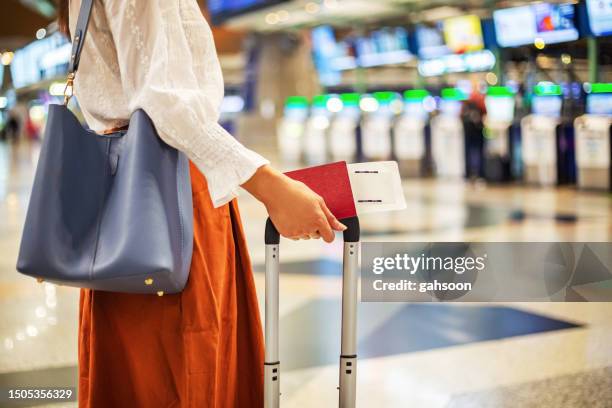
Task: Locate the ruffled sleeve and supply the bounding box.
[103,0,269,207]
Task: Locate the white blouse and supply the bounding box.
[68,0,269,208]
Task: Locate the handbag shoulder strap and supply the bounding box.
[64,0,94,104]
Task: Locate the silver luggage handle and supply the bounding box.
[264,216,360,408]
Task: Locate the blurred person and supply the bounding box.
[462,91,486,179]
[57,1,346,407]
[4,112,20,143]
[24,115,40,140]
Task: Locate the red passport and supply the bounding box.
[285,161,357,220]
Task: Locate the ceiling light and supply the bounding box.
[485,72,498,85]
[561,54,571,65]
[534,37,545,50]
[305,2,320,13]
[1,51,14,66]
[277,10,289,22]
[265,13,280,25]
[36,28,46,40]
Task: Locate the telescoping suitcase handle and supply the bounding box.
[264,216,360,408]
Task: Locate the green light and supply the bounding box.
[403,89,429,101]
[591,83,612,94]
[486,86,514,97]
[373,91,397,104]
[441,88,467,101]
[312,94,329,107]
[285,96,308,108]
[534,82,562,96]
[340,93,360,106]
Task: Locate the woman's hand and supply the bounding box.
[242,165,346,242]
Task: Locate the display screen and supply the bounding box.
[354,27,413,67]
[208,0,287,23]
[586,0,612,36]
[311,25,413,82]
[532,95,562,117]
[443,15,484,54]
[417,15,483,58]
[10,33,71,89]
[416,24,448,59]
[586,94,612,115]
[311,26,355,86]
[485,96,515,122]
[494,3,579,47]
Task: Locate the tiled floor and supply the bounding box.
[1,140,611,407]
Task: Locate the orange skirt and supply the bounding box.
[78,163,264,407]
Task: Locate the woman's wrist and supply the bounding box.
[241,164,285,205]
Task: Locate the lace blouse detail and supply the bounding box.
[68,0,269,207]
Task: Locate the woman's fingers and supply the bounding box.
[316,210,335,243]
[319,199,347,231]
[309,232,321,240]
[289,233,319,240]
[289,231,321,240]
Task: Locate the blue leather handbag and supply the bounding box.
[16,0,193,295]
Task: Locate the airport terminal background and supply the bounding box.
[1,0,612,407]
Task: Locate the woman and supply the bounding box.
[57,1,346,406]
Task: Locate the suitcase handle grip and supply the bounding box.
[264,216,360,244]
[264,218,280,245]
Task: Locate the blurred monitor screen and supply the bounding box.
[586,94,612,115]
[355,27,413,67]
[311,25,350,86]
[439,99,462,117]
[485,96,515,122]
[417,15,483,58]
[10,33,71,89]
[443,15,484,54]
[586,0,612,36]
[208,0,287,23]
[416,24,449,59]
[494,3,579,47]
[532,95,562,117]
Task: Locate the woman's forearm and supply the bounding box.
[241,165,284,204]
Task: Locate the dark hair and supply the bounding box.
[56,0,70,38]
